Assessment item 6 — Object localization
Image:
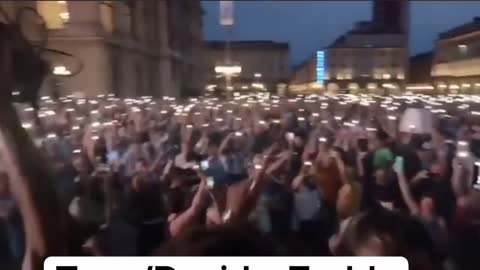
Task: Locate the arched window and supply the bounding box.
[37,1,69,29]
[100,1,114,33]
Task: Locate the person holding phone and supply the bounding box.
[370,148,400,211]
[394,154,449,262]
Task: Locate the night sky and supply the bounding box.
[202,1,480,65]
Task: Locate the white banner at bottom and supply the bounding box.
[45,257,408,270]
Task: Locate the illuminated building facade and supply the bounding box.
[323,0,409,94]
[325,31,407,94]
[0,0,203,98]
[290,0,409,94]
[432,17,480,94]
[289,51,326,93]
[203,40,290,94]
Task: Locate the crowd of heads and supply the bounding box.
[2,92,480,269]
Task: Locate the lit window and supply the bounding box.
[367,83,377,90]
[348,83,359,90]
[100,1,114,33]
[53,65,71,76]
[37,1,69,29]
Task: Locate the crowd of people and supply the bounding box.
[1,91,480,270]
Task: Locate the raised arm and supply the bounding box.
[168,176,208,237]
[332,150,350,185]
[395,168,420,215]
[219,133,234,156]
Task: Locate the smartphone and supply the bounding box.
[358,138,369,153]
[235,132,243,137]
[394,156,404,173]
[107,151,119,163]
[206,176,215,189]
[474,162,480,190]
[304,161,313,166]
[222,209,232,222]
[286,132,295,141]
[457,151,469,158]
[319,137,327,143]
[201,160,209,171]
[458,141,469,147]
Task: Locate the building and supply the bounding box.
[289,51,326,93]
[202,40,290,95]
[373,0,409,34]
[290,0,409,94]
[324,29,408,94]
[405,52,435,94]
[167,0,204,97]
[0,0,203,98]
[431,17,480,94]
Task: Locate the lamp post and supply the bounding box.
[219,1,237,98]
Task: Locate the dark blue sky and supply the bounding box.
[202,1,480,65]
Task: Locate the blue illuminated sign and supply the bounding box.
[316,51,325,84]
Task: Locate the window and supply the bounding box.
[126,1,138,40]
[100,1,114,33]
[37,1,69,29]
[136,61,143,95]
[391,58,398,67]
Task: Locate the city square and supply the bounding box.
[1,1,480,270]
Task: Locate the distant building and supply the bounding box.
[167,0,204,97]
[373,0,410,34]
[289,51,326,93]
[324,24,408,94]
[409,52,433,84]
[0,0,203,98]
[203,40,290,94]
[405,52,435,93]
[431,17,480,94]
[290,0,410,94]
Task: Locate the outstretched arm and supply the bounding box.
[0,29,66,270]
[396,170,420,215]
[168,177,208,237]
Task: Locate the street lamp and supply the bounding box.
[215,65,242,75]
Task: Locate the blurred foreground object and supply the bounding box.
[400,108,433,134]
[0,6,82,108]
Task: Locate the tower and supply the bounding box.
[373,0,409,34]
